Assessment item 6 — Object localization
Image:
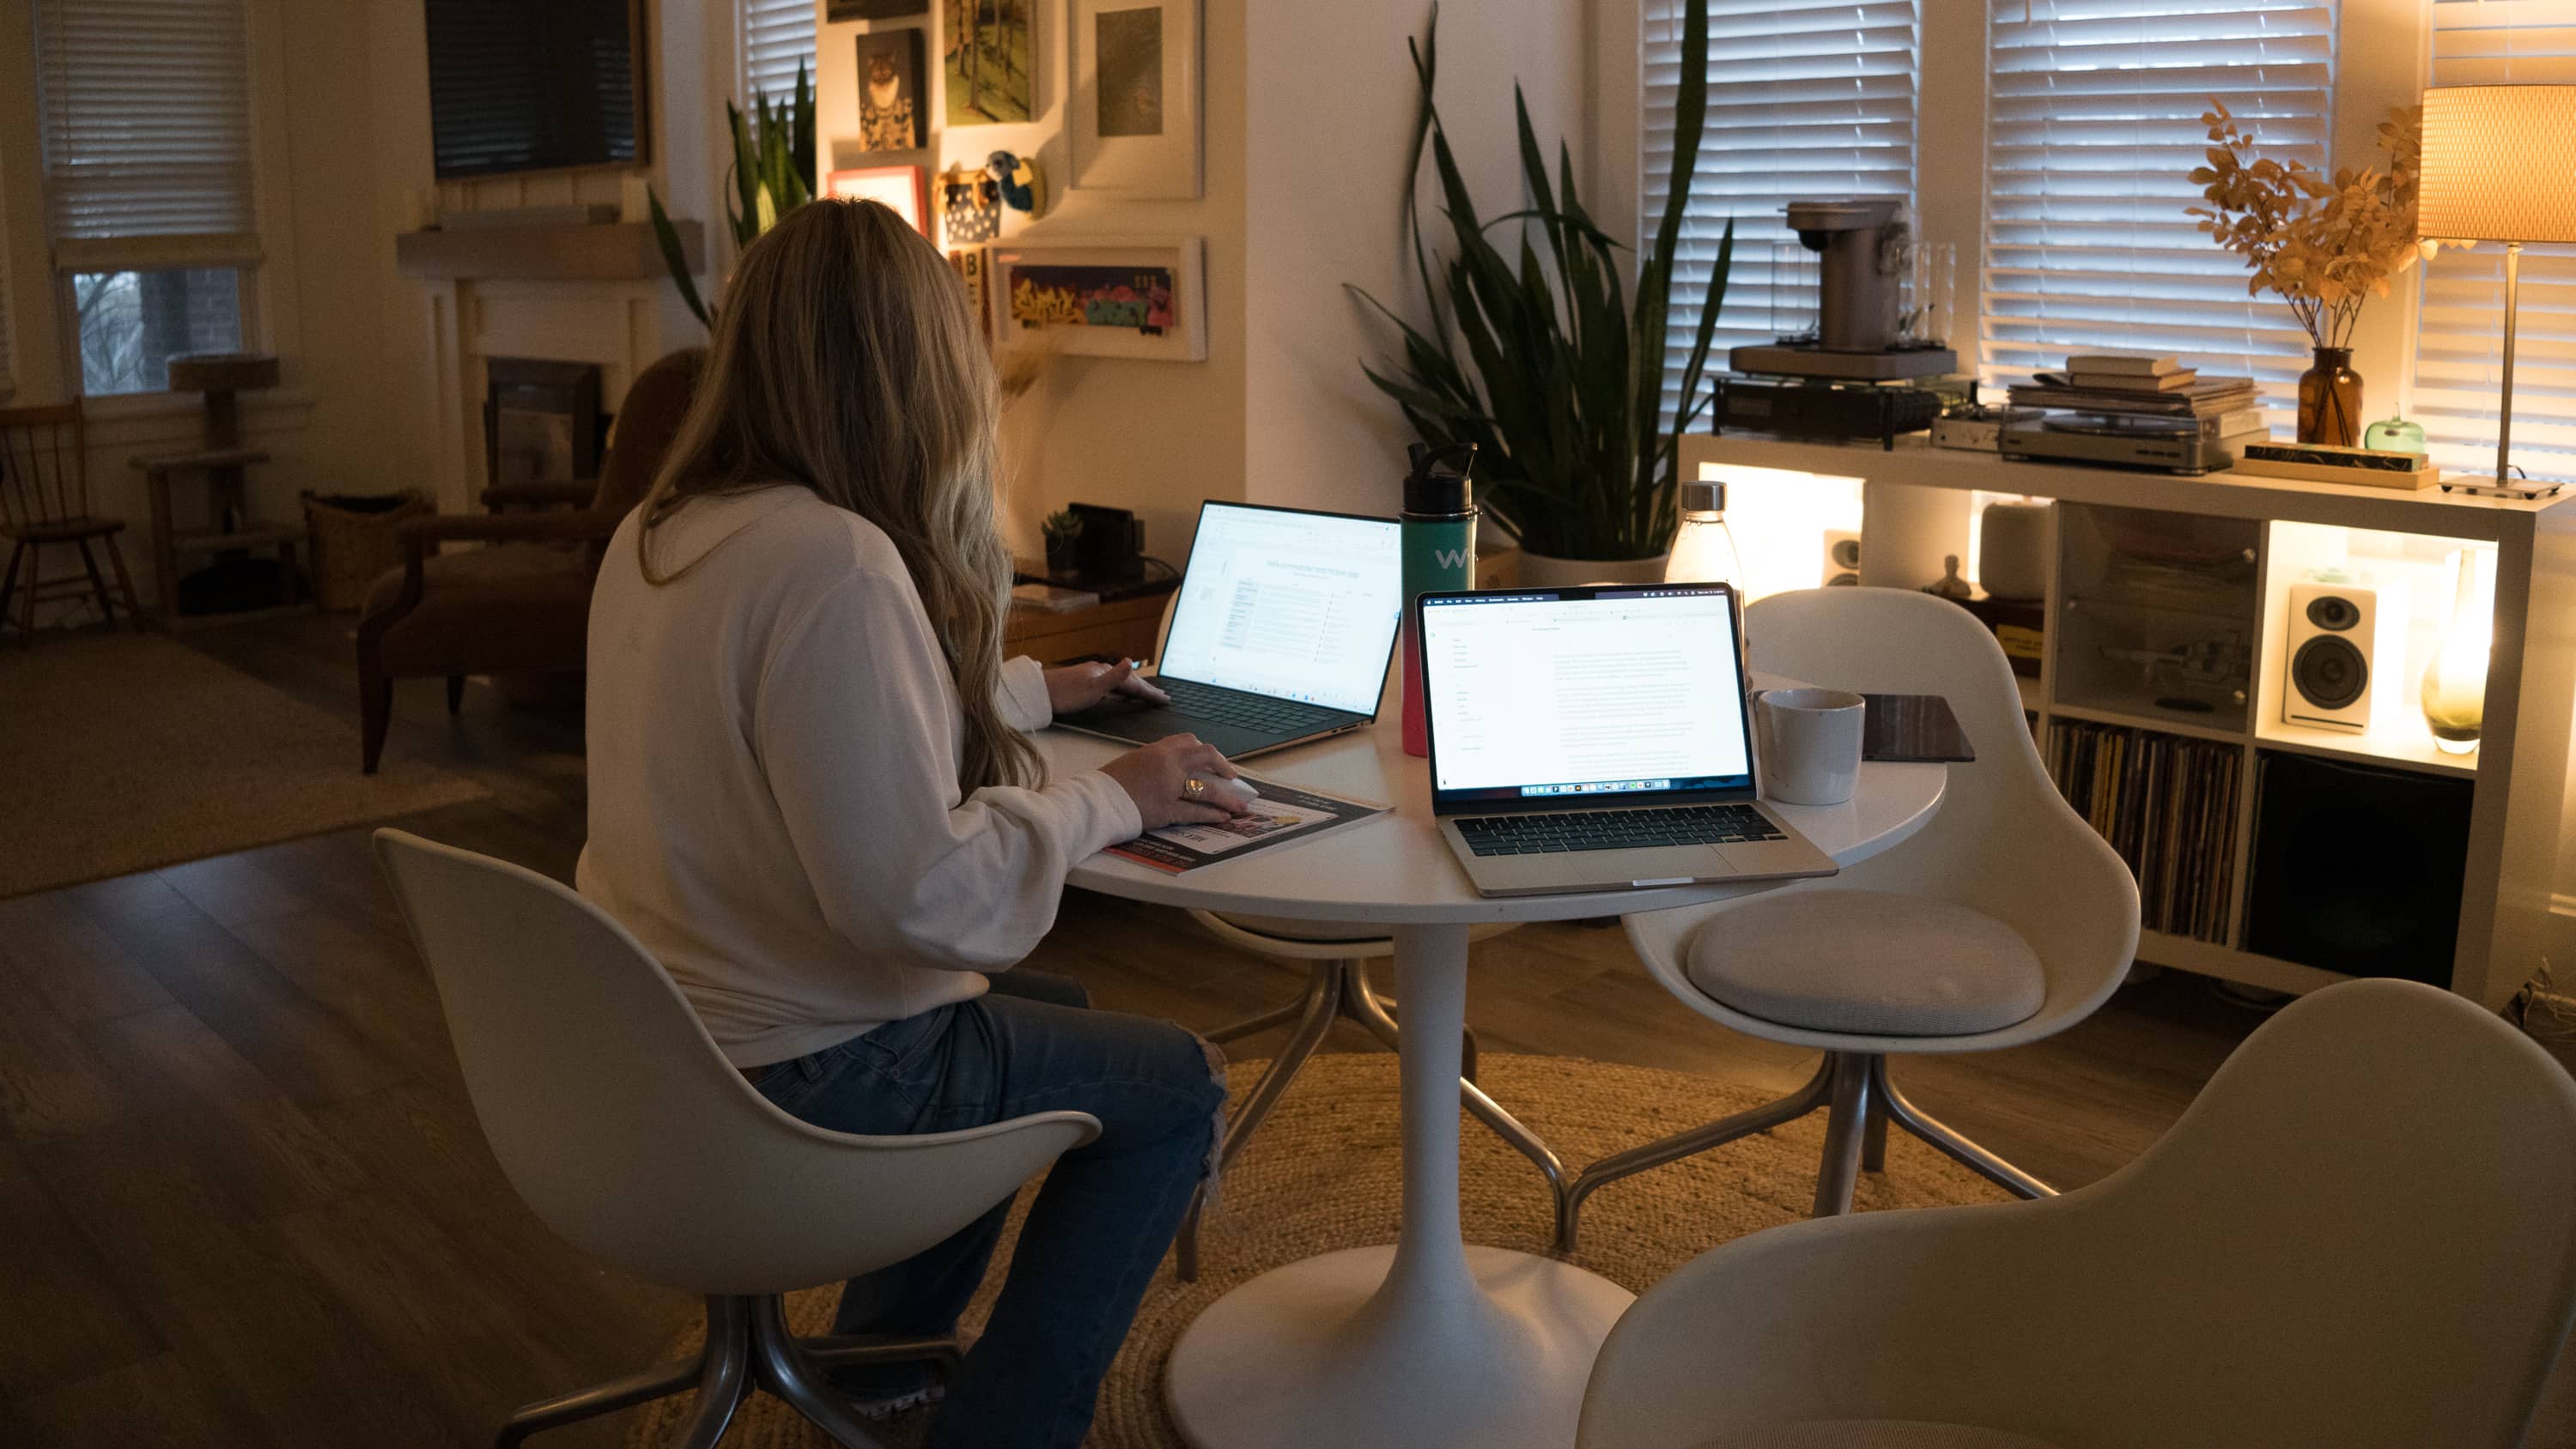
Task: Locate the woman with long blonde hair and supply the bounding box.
[577,199,1242,1446]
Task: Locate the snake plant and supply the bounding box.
[1356,1,1731,562]
[650,60,817,328]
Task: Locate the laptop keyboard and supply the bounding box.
[1156,677,1346,734]
[1455,804,1784,857]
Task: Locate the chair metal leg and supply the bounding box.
[1811,1053,1877,1218]
[1347,960,1479,1082]
[1559,1055,1836,1252]
[1200,997,1307,1046]
[750,1293,891,1448]
[497,1294,750,1448]
[1871,1058,2057,1201]
[793,1334,963,1372]
[1177,962,1340,1281]
[1861,1088,1889,1173]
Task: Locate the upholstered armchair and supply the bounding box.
[355,349,702,773]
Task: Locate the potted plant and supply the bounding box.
[1042,509,1084,577]
[648,61,817,328]
[2188,101,2436,446]
[1355,1,1731,581]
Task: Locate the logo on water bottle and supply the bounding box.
[1435,549,1468,569]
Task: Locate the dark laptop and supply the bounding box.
[1054,501,1403,759]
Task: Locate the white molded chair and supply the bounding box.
[1564,588,2141,1240]
[1177,912,1564,1275]
[1578,978,2576,1449]
[373,830,1100,1448]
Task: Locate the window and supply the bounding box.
[33,0,258,396]
[743,0,819,104]
[1643,0,1923,413]
[1983,0,2339,413]
[2411,0,2576,486]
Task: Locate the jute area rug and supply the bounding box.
[0,634,488,898]
[629,1051,2011,1448]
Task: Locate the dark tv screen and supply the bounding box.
[425,0,644,179]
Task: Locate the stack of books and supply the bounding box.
[2007,354,2266,447]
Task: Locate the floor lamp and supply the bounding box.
[2419,85,2576,498]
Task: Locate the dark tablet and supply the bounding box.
[1860,693,1975,763]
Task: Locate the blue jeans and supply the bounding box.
[749,968,1224,1449]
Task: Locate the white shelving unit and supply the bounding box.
[1685,433,2576,1009]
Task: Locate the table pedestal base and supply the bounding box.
[1164,1243,1633,1449]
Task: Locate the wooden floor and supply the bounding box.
[1,610,2567,1447]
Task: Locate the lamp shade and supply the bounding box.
[2419,85,2576,244]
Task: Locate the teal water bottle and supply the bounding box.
[1400,442,1478,758]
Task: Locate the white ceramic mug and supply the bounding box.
[1757,688,1867,806]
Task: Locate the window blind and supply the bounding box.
[33,0,258,267]
[1983,0,2337,413]
[743,0,818,104]
[1642,0,1922,414]
[2414,0,2576,485]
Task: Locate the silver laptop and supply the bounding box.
[1418,582,1840,897]
[1054,501,1402,759]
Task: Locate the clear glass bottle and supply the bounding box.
[1667,479,1747,592]
[2421,546,2494,755]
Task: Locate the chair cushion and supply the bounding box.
[1686,889,2045,1038]
[363,543,592,677]
[1689,1421,2068,1449]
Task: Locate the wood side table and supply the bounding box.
[1004,577,1176,665]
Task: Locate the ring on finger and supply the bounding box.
[1182,777,1208,802]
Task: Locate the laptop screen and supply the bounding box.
[1158,502,1403,716]
[1418,585,1756,809]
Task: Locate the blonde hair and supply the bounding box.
[637,199,1039,794]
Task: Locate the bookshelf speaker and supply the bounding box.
[1823,530,1862,587]
[2281,580,2407,732]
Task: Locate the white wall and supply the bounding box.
[1241,0,1590,519]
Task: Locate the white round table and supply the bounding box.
[1035,703,1944,1449]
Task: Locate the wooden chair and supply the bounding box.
[0,401,146,644]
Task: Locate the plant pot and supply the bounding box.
[2297,347,2364,447]
[1517,550,1673,588]
[1043,537,1080,577]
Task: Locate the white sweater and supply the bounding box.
[575,485,1144,1067]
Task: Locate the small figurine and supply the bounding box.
[1923,554,1973,601]
[986,150,1047,218]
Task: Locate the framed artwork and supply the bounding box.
[854,29,928,151]
[1068,0,1201,197]
[944,0,1036,125]
[989,235,1206,362]
[829,0,927,16]
[827,165,932,236]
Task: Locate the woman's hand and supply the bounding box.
[1045,658,1171,716]
[1099,734,1249,830]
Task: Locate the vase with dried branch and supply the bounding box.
[2188,101,2437,446]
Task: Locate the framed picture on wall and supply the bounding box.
[1067,0,1201,197]
[989,235,1207,362]
[828,0,927,19]
[828,165,933,236]
[945,0,1038,125]
[854,28,930,150]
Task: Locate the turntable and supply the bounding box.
[2001,413,2252,476]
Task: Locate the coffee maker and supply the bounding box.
[1728,197,1955,382]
